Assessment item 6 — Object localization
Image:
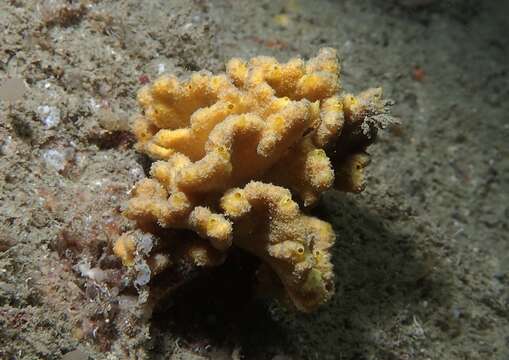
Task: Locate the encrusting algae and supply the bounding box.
[114,48,392,312]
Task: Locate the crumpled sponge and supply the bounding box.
[114,48,391,312]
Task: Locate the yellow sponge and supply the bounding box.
[116,48,391,312]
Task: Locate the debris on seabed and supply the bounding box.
[41,147,74,172]
[412,65,425,81]
[0,77,27,103]
[0,136,16,157]
[62,348,88,360]
[37,105,61,128]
